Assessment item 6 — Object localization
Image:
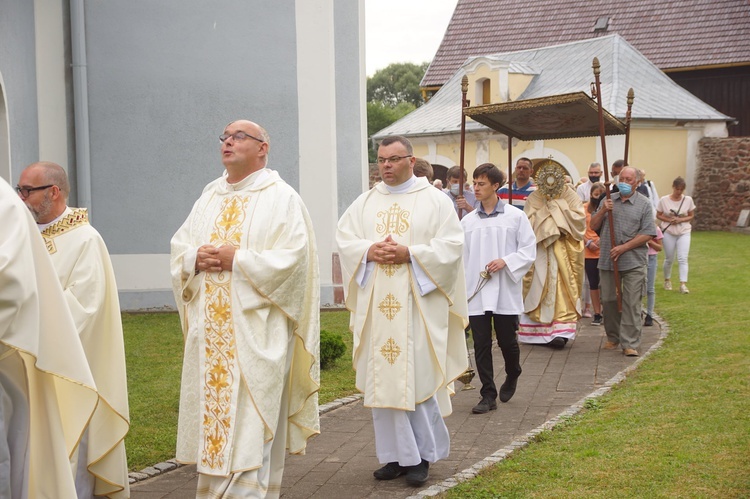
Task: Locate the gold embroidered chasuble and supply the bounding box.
[336,177,468,416]
[39,207,131,497]
[0,180,99,498]
[520,187,586,339]
[171,169,320,476]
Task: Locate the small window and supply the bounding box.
[482,79,491,105]
[594,16,610,32]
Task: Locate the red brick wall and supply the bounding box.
[693,137,750,231]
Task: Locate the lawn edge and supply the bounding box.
[127,393,364,484]
[405,316,670,499]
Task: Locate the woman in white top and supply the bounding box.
[656,177,696,294]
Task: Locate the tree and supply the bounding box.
[367,62,429,108]
[366,101,416,162]
[367,62,429,161]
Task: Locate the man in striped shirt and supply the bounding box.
[497,157,537,209]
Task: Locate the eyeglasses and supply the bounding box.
[377,155,412,165]
[219,131,265,143]
[15,184,54,197]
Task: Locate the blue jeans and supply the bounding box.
[645,254,657,316]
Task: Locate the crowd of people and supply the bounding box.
[1,128,695,497]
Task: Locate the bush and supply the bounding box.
[320,329,346,369]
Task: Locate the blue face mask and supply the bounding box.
[617,182,633,196]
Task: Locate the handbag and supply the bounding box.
[661,197,686,235]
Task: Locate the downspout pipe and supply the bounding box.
[70,0,92,215]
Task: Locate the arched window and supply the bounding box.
[482,79,491,105]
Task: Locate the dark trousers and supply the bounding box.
[469,312,522,401]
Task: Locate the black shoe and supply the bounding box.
[499,375,519,403]
[471,397,498,414]
[373,461,406,480]
[644,314,653,327]
[549,337,567,349]
[591,314,603,326]
[405,459,429,487]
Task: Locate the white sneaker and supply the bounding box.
[680,283,689,294]
[664,279,672,291]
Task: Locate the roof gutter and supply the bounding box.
[662,61,750,73]
[70,0,92,216]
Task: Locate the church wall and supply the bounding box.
[0,0,363,310]
[628,127,689,196]
[34,0,69,174]
[84,1,300,259]
[333,0,367,217]
[409,124,707,199]
[0,0,40,182]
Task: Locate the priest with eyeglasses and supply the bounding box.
[171,120,320,497]
[336,135,468,487]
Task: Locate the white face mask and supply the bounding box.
[450,184,460,196]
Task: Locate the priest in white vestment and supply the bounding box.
[336,136,468,488]
[18,162,131,498]
[519,162,586,349]
[171,120,320,498]
[461,164,536,414]
[1,177,99,498]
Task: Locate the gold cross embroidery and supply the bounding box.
[378,293,402,320]
[378,263,401,277]
[380,337,401,365]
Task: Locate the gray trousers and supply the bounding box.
[600,265,647,350]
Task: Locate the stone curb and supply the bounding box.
[406,316,670,499]
[128,393,365,484]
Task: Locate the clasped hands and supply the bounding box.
[195,244,235,273]
[367,235,410,264]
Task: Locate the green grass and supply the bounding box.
[123,310,356,471]
[445,231,750,498]
[123,313,183,471]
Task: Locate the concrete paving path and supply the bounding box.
[131,318,663,498]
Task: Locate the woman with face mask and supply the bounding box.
[584,183,606,325]
[656,177,696,294]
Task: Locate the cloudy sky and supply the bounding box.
[364,0,459,75]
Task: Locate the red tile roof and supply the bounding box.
[422,0,750,87]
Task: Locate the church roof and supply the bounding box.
[422,0,750,88]
[374,35,732,140]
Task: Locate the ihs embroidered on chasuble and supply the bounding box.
[41,207,88,255]
[376,203,410,237]
[380,337,401,365]
[201,195,249,470]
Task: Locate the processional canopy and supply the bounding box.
[463,92,626,141]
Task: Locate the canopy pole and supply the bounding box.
[623,88,635,165]
[593,57,622,312]
[507,136,513,206]
[458,75,469,220]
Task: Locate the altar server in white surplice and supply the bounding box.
[1,176,99,498]
[171,120,320,498]
[18,162,130,498]
[336,135,468,488]
[461,164,536,415]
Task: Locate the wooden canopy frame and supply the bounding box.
[457,61,635,310]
